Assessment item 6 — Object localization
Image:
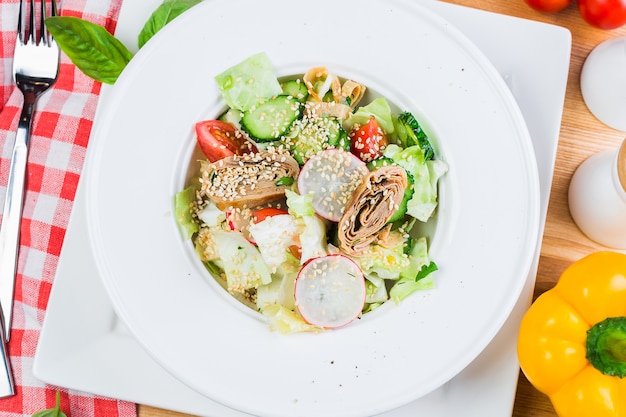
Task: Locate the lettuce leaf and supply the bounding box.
[285,190,328,263]
[197,201,225,227]
[384,144,448,222]
[350,231,411,280]
[174,185,198,238]
[256,259,299,311]
[214,52,283,112]
[390,237,436,303]
[390,275,435,304]
[285,189,316,216]
[210,229,271,291]
[365,275,388,304]
[344,97,394,134]
[248,214,300,273]
[262,304,320,334]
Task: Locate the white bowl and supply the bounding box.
[85,1,540,416]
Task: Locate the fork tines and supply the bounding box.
[17,0,58,46]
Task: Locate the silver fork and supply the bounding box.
[0,0,60,340]
[0,0,59,397]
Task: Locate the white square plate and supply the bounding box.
[33,1,570,416]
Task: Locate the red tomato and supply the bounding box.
[195,120,258,162]
[349,116,388,162]
[252,207,289,223]
[578,0,626,29]
[523,0,572,12]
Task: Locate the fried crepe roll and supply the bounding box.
[338,165,408,255]
[202,150,299,210]
[304,101,353,120]
[303,67,341,102]
[340,80,366,108]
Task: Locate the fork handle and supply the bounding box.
[0,309,14,398]
[0,103,34,342]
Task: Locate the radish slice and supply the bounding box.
[297,149,368,221]
[294,254,366,328]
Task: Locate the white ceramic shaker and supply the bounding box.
[568,139,626,249]
[580,36,626,132]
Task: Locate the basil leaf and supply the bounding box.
[45,16,133,84]
[138,0,202,48]
[32,391,67,417]
[32,408,65,417]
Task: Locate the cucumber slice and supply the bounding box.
[297,149,368,222]
[294,254,366,328]
[241,95,302,142]
[366,156,395,171]
[328,123,349,150]
[322,90,334,102]
[387,169,414,223]
[289,117,346,165]
[281,79,309,102]
[218,108,243,125]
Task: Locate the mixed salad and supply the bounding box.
[175,53,448,333]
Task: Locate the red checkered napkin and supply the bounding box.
[0,0,137,415]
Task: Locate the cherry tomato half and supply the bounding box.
[578,0,626,29]
[523,0,572,13]
[195,120,258,162]
[349,116,388,162]
[252,207,289,223]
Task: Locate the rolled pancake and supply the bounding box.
[202,150,299,210]
[338,165,408,255]
[303,67,340,102]
[340,80,366,108]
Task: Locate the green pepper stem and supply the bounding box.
[586,316,626,378]
[606,335,626,362]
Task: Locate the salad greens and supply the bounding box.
[174,184,199,238]
[285,190,329,264]
[383,144,448,222]
[344,97,395,134]
[176,53,448,332]
[214,52,283,112]
[45,0,202,84]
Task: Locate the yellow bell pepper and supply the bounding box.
[517,251,626,417]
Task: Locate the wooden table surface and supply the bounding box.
[138,1,626,416]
